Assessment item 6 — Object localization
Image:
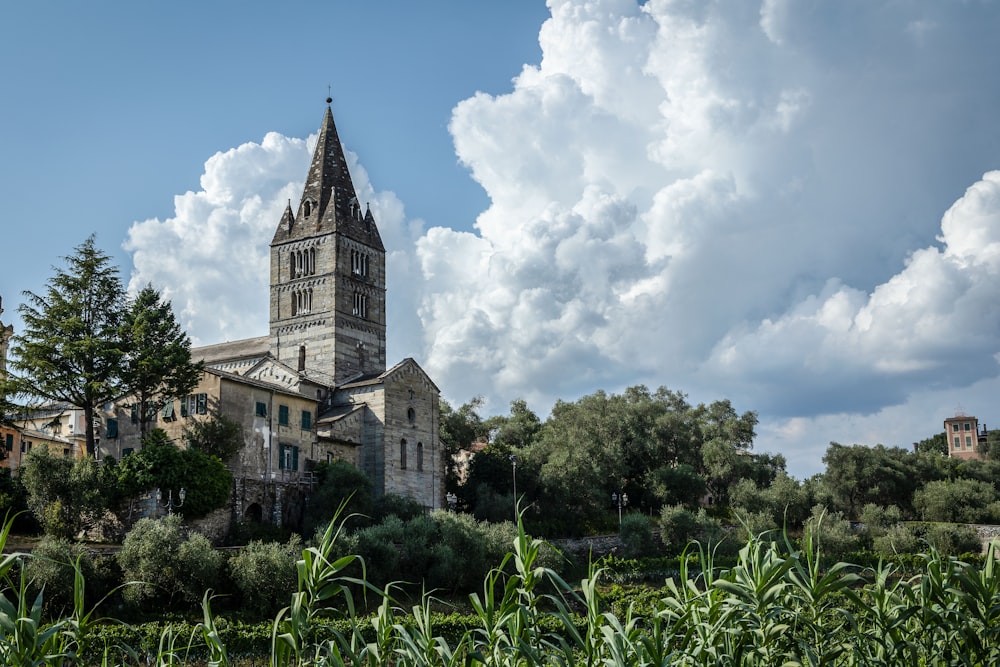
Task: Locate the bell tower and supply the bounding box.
[269,100,386,385]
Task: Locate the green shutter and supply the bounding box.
[106,418,118,439]
[292,445,299,471]
[130,404,138,424]
[197,393,208,414]
[278,444,285,469]
[301,410,312,430]
[278,404,289,426]
[4,434,12,451]
[180,397,189,417]
[161,402,175,420]
[256,402,267,418]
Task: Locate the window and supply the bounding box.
[183,394,207,416]
[964,422,972,431]
[278,404,289,426]
[353,291,368,318]
[130,404,138,424]
[407,407,416,426]
[966,436,973,448]
[954,436,961,450]
[197,393,208,414]
[301,410,312,430]
[122,447,134,457]
[256,402,267,418]
[417,442,424,472]
[351,249,369,277]
[952,423,960,432]
[161,401,176,422]
[278,444,299,471]
[4,434,12,451]
[400,439,407,470]
[106,418,118,439]
[292,288,313,315]
[63,448,71,457]
[304,200,312,217]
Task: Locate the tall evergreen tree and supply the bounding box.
[120,284,203,437]
[8,236,125,455]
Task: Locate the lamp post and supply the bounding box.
[157,487,186,516]
[612,491,628,527]
[510,454,518,520]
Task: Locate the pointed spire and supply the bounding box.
[301,101,358,225]
[271,100,384,249]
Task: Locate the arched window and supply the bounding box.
[407,407,416,426]
[400,439,408,470]
[416,442,424,472]
[304,200,312,217]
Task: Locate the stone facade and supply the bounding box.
[96,102,442,529]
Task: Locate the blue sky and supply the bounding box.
[4,1,1000,478]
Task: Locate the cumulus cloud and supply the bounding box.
[124,0,1000,476]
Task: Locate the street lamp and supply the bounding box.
[157,487,186,516]
[510,454,518,520]
[612,491,628,527]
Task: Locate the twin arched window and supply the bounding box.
[291,247,316,278]
[291,288,313,315]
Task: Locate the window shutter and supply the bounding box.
[301,410,312,430]
[5,434,12,451]
[292,445,299,471]
[130,404,138,424]
[106,418,118,439]
[279,405,289,426]
[180,397,188,418]
[278,444,286,469]
[197,393,208,414]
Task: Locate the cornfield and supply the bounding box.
[2,514,999,666]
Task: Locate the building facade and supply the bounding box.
[98,101,443,523]
[944,413,986,461]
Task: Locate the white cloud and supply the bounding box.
[123,0,1000,478]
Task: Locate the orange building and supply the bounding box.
[944,413,984,461]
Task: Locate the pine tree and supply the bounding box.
[120,284,203,437]
[8,235,125,455]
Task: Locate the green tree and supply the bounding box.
[913,478,998,523]
[116,429,231,518]
[183,412,243,462]
[821,442,917,517]
[916,431,948,456]
[228,536,302,616]
[119,284,203,437]
[6,236,125,455]
[117,515,223,609]
[440,397,488,495]
[19,446,118,538]
[302,459,373,535]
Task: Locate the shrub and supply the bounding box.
[117,515,224,609]
[873,523,922,556]
[659,505,699,553]
[228,536,302,616]
[802,505,860,559]
[619,513,657,559]
[25,536,91,617]
[924,522,982,556]
[914,479,998,523]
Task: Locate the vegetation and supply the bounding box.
[4,235,127,455]
[1,511,1000,665]
[119,284,203,437]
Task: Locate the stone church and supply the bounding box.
[97,101,443,524]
